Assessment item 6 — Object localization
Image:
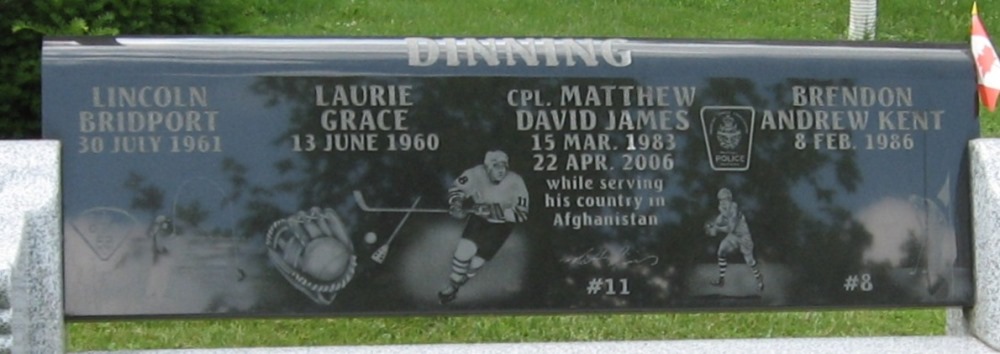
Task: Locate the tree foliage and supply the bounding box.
[1,0,248,138]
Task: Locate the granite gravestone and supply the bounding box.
[42,37,977,319]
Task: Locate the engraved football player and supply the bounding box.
[438,150,529,304]
[704,188,764,292]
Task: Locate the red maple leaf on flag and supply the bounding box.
[979,42,997,74]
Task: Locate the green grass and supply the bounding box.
[66,0,998,351]
[249,0,849,39]
[68,310,946,350]
[239,0,975,40]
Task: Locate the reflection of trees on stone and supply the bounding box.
[218,157,270,239]
[901,231,924,270]
[221,157,248,205]
[176,200,208,229]
[123,172,164,217]
[238,75,882,310]
[245,77,571,234]
[241,76,605,309]
[542,78,791,309]
[665,77,871,305]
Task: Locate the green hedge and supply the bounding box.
[1,0,248,138]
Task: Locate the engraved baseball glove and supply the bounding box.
[266,207,357,305]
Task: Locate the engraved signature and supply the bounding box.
[561,246,659,268]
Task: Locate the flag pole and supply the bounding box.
[848,0,877,40]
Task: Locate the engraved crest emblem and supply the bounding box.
[69,207,138,261]
[701,106,756,171]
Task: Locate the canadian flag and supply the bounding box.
[973,2,1000,112]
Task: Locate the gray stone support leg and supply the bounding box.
[947,138,1000,350]
[0,141,63,353]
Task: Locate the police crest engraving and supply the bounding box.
[701,106,755,171]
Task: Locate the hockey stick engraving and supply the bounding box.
[353,190,449,213]
[370,197,421,264]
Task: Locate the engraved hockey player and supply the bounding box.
[704,188,764,292]
[438,150,529,304]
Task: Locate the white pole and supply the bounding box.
[848,0,878,40]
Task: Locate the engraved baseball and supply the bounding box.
[301,237,351,282]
